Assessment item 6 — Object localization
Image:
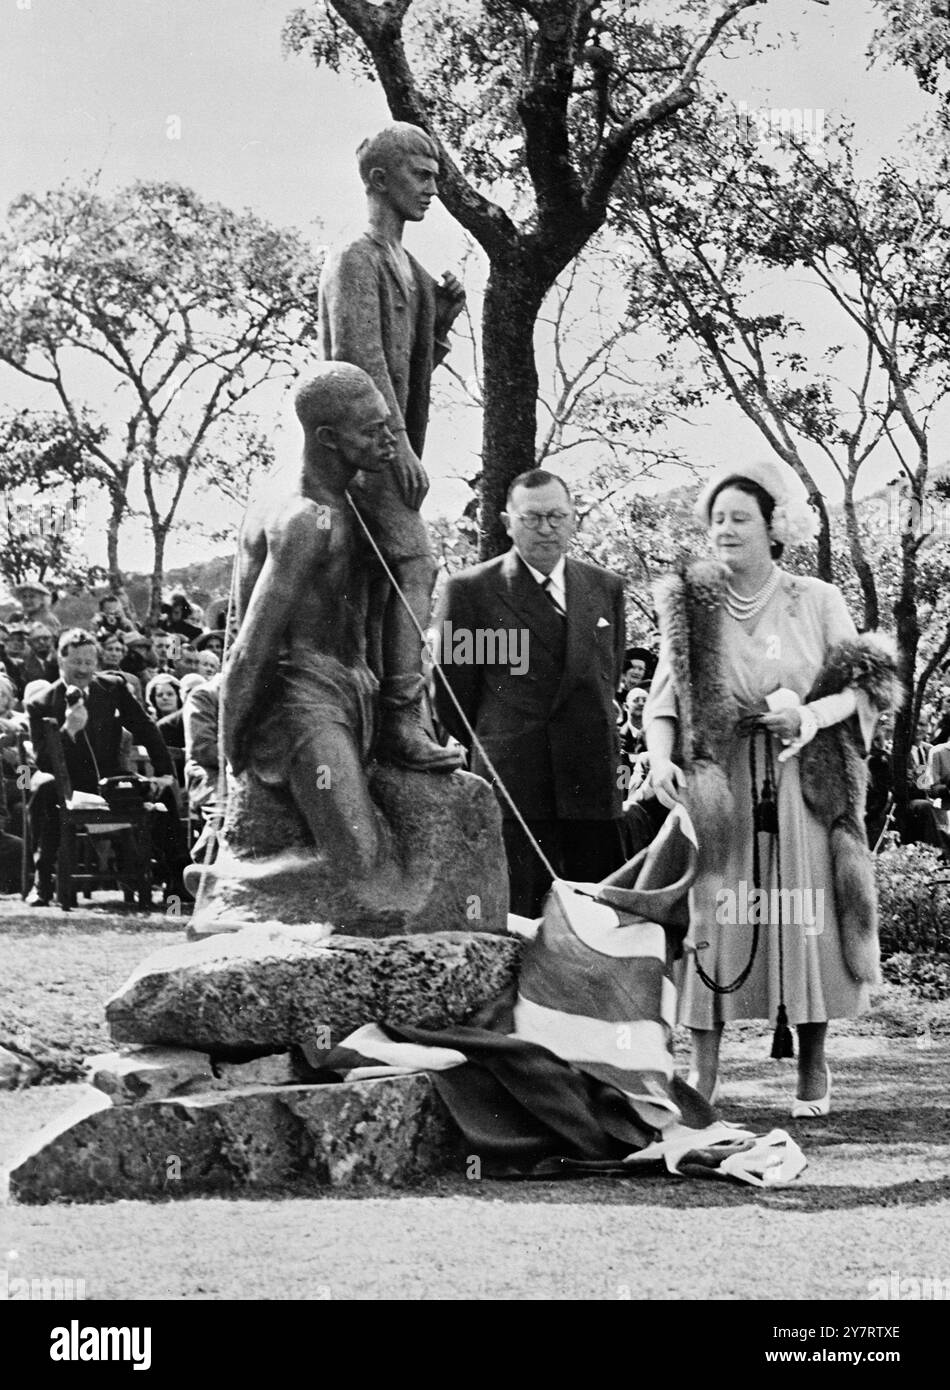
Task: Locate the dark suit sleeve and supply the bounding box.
[27,689,59,775]
[432,574,481,749]
[612,576,626,692]
[111,678,173,776]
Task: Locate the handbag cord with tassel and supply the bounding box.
[692,726,795,1057]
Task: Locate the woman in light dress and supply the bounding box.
[643,460,899,1115]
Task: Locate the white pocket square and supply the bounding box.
[597,617,611,628]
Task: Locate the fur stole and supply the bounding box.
[653,561,903,985]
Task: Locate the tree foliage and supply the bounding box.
[0,409,105,596]
[284,0,788,556]
[613,93,950,811]
[0,180,323,618]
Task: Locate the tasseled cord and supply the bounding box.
[759,739,795,1060]
[771,1002,795,1058]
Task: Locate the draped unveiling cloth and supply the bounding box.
[301,806,806,1187]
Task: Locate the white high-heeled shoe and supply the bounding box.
[687,1074,721,1105]
[791,1064,832,1118]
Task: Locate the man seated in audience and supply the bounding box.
[923,734,950,814]
[175,640,200,678]
[22,624,59,686]
[865,729,892,848]
[149,629,178,675]
[184,671,222,860]
[0,621,30,702]
[184,671,220,813]
[26,627,188,907]
[619,686,648,769]
[0,741,24,893]
[99,631,143,704]
[93,593,135,643]
[119,630,152,683]
[14,580,60,635]
[0,673,28,830]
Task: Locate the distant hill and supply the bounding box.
[1,551,236,631]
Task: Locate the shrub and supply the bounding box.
[874,843,950,957]
[881,951,950,1002]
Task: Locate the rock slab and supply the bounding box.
[0,1044,42,1090]
[191,765,508,938]
[87,1048,301,1104]
[106,925,522,1054]
[8,1073,463,1202]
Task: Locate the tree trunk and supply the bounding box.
[842,484,878,629]
[106,486,126,596]
[149,528,167,630]
[813,491,833,585]
[478,259,550,560]
[891,530,920,828]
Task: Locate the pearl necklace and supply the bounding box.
[724,565,781,622]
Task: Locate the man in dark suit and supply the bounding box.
[26,627,182,906]
[319,122,465,772]
[434,470,627,916]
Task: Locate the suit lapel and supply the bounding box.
[553,559,605,708]
[495,548,564,659]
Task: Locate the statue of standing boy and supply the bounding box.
[319,122,465,772]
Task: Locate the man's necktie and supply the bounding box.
[541,575,566,621]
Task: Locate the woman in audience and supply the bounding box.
[145,674,183,724]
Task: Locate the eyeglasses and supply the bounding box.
[511,510,572,531]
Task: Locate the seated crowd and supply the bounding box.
[2,577,949,912]
[0,585,227,910]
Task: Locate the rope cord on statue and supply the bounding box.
[344,492,561,885]
[190,493,562,913]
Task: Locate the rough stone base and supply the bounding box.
[106,926,522,1055]
[87,1048,302,1104]
[0,1044,41,1090]
[7,1073,464,1202]
[190,764,507,938]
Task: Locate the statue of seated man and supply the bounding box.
[223,363,398,877]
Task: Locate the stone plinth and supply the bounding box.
[106,925,522,1056]
[190,765,507,938]
[86,1048,301,1104]
[7,1073,463,1202]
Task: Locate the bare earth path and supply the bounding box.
[1,901,949,1301]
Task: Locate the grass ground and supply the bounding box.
[1,893,949,1301]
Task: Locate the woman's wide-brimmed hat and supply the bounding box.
[194,629,224,651]
[694,459,819,547]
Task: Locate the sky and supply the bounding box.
[0,0,937,579]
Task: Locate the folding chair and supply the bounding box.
[41,718,153,911]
